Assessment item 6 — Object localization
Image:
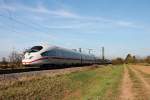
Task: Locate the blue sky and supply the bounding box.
[0,0,150,59]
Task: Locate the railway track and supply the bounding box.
[0,65,98,82]
[0,64,98,75]
[0,65,78,75]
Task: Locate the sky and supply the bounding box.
[0,0,150,59]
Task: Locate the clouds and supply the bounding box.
[0,0,149,59]
[0,2,78,18]
[0,3,16,11]
[21,4,78,18]
[0,1,139,29]
[0,1,143,34]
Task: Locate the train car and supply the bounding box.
[22,45,106,66]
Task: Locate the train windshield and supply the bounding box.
[28,46,43,53]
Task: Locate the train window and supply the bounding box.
[48,50,57,56]
[61,51,67,58]
[73,51,78,57]
[29,46,43,53]
[41,50,57,57]
[66,51,71,58]
[41,51,48,56]
[66,51,73,58]
[59,50,66,58]
[56,49,63,57]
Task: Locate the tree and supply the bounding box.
[145,56,150,63]
[125,54,134,64]
[0,57,8,69]
[9,50,23,68]
[112,57,124,65]
[132,56,138,64]
[1,57,7,64]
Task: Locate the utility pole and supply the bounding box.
[79,48,82,53]
[88,49,93,54]
[102,47,105,60]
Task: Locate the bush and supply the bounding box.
[112,58,124,65]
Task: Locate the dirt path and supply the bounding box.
[120,65,134,100]
[130,66,150,94]
[132,65,150,74]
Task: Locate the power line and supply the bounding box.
[79,48,82,53]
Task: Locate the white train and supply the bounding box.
[22,45,108,66]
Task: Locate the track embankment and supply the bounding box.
[0,65,98,85]
[0,65,123,100]
[2,64,150,100]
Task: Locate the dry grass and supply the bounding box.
[0,65,124,100]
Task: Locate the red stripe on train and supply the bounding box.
[22,57,49,63]
[23,56,94,64]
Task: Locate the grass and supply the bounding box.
[143,63,150,66]
[67,65,124,100]
[0,65,124,100]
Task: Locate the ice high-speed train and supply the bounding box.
[22,45,109,66]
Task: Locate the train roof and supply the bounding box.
[40,44,96,57]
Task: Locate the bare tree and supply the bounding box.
[125,54,134,64]
[9,50,23,68]
[2,57,7,64]
[0,57,8,69]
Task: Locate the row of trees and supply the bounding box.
[112,54,150,65]
[0,50,22,69]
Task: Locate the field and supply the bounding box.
[1,64,150,100]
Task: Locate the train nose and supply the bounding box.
[22,60,31,65]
